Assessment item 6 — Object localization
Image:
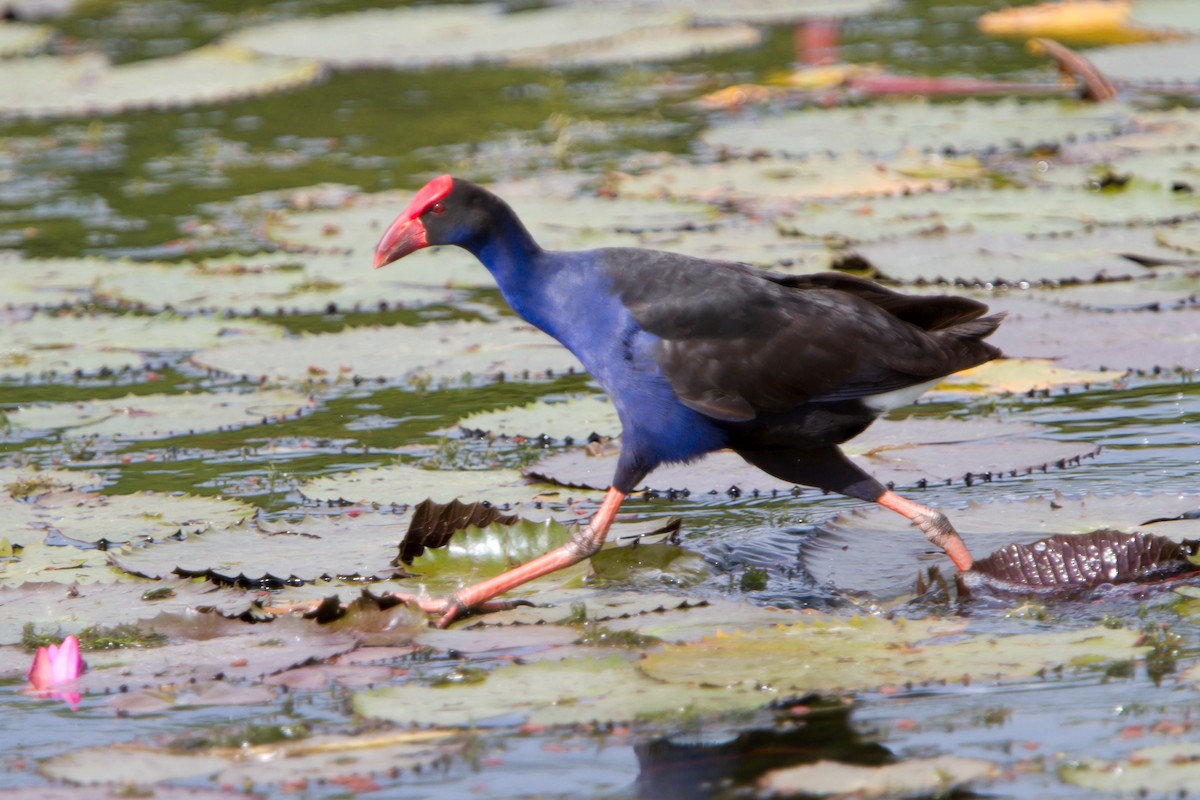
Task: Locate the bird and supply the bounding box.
[374,175,1004,626]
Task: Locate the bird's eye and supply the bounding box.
[430,202,446,215]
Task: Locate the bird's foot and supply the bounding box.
[912,509,974,572]
[387,591,534,628]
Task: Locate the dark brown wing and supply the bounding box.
[600,250,1001,422]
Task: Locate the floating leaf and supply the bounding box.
[70,613,359,694]
[1128,0,1200,35]
[808,491,1200,594]
[1063,742,1200,793]
[978,0,1164,45]
[0,466,102,499]
[0,21,51,57]
[703,99,1137,159]
[527,416,1100,493]
[227,5,758,70]
[640,616,1145,693]
[988,295,1200,371]
[1,311,282,379]
[665,0,892,23]
[1088,38,1200,85]
[0,45,324,119]
[453,394,620,440]
[228,4,686,68]
[760,756,999,798]
[934,358,1119,395]
[113,513,407,584]
[0,488,253,549]
[191,320,583,386]
[87,252,475,316]
[354,655,768,727]
[853,227,1180,284]
[967,529,1200,593]
[298,462,579,508]
[0,580,261,650]
[615,155,949,210]
[8,389,313,440]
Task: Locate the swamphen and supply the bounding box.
[375,175,1003,626]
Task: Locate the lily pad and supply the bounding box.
[640,616,1145,693]
[453,394,620,440]
[0,488,254,549]
[988,295,1200,371]
[853,227,1180,284]
[1,311,282,379]
[354,654,769,727]
[760,756,999,798]
[0,579,259,650]
[0,45,324,120]
[1088,38,1200,85]
[298,462,578,508]
[191,319,584,386]
[1063,742,1200,793]
[933,358,1120,395]
[526,416,1101,493]
[0,21,51,57]
[615,154,950,210]
[807,491,1200,593]
[7,389,313,440]
[87,252,477,316]
[702,99,1137,159]
[69,613,360,694]
[112,513,407,584]
[227,5,760,70]
[647,0,893,23]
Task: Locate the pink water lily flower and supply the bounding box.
[27,635,85,708]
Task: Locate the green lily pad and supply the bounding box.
[670,0,891,22]
[1063,742,1200,793]
[0,45,324,120]
[0,21,51,57]
[988,295,1200,371]
[853,227,1178,284]
[112,513,407,584]
[615,154,950,210]
[526,416,1101,493]
[65,613,360,694]
[702,99,1137,159]
[40,730,461,789]
[85,252,475,316]
[0,579,259,649]
[0,466,103,498]
[227,5,760,70]
[1088,38,1200,85]
[0,488,253,549]
[0,539,116,586]
[191,319,583,386]
[760,756,999,798]
[640,616,1145,693]
[354,654,768,727]
[454,394,620,440]
[1129,0,1200,34]
[1,311,283,379]
[298,462,580,507]
[8,389,313,440]
[933,358,1120,395]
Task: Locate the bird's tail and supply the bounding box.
[941,311,1005,360]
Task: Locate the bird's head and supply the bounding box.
[373,175,492,268]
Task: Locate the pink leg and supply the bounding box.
[396,488,627,628]
[876,490,974,571]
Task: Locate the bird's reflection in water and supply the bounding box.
[634,699,890,800]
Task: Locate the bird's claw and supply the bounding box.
[387,591,534,628]
[913,510,974,572]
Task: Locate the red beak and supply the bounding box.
[373,214,428,269]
